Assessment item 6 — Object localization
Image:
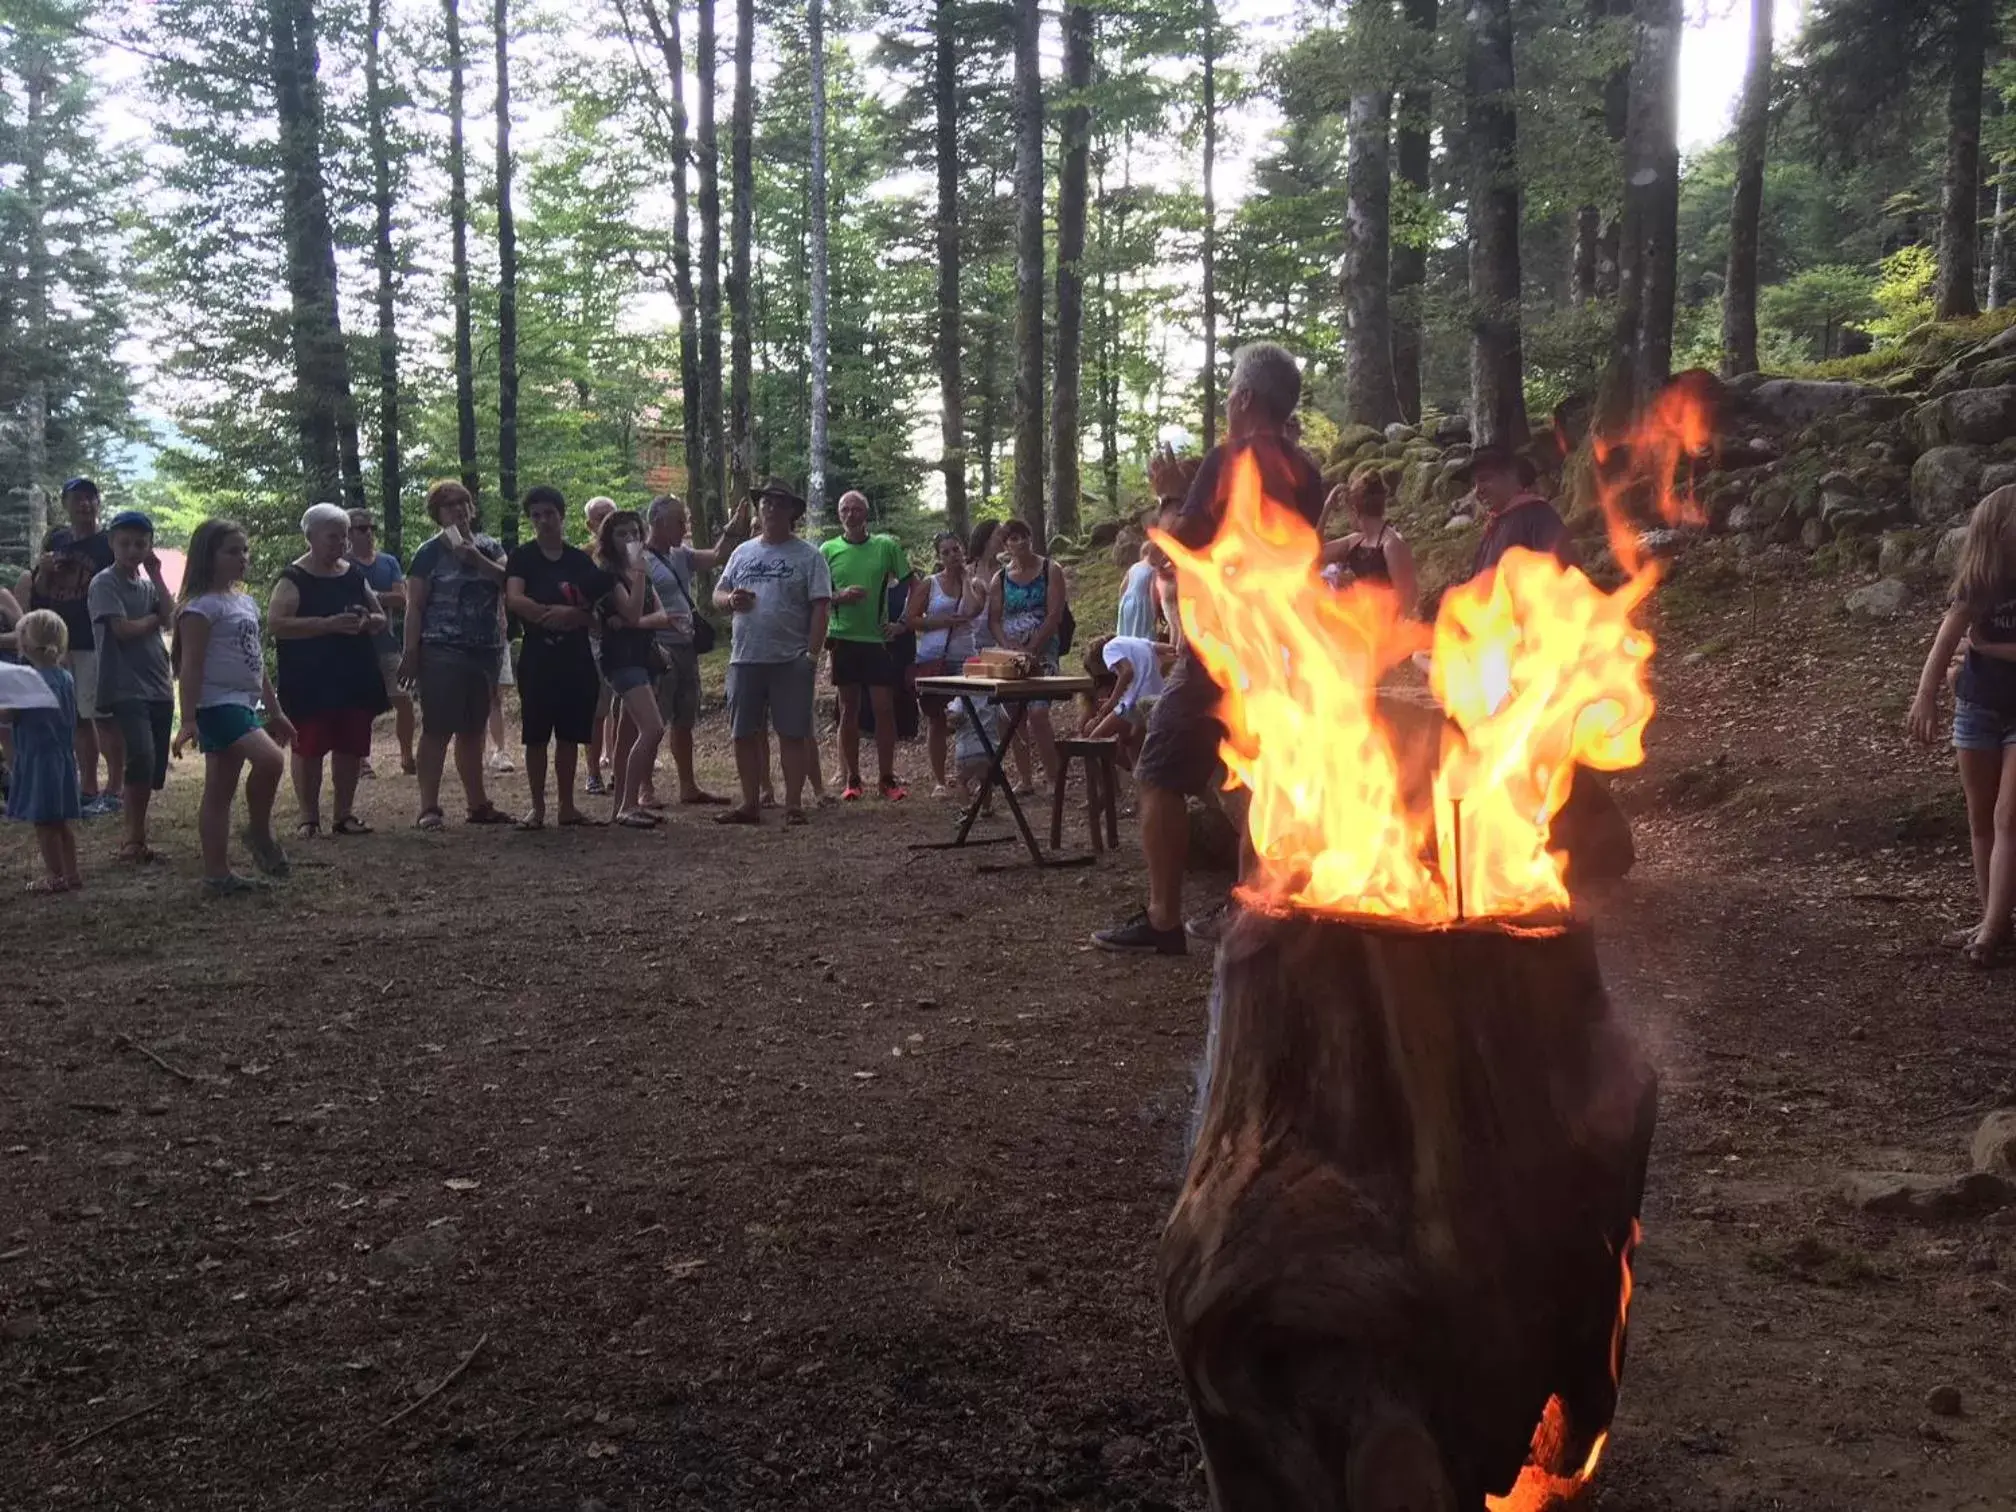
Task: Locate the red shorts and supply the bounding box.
[292,706,376,761]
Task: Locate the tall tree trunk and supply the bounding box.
[446,0,480,508]
[1012,0,1046,540]
[1573,0,1631,305]
[1991,166,2011,311]
[1097,159,1121,513]
[1720,0,1772,376]
[639,0,703,514]
[1464,0,1526,446]
[933,0,969,538]
[18,40,50,550]
[1391,0,1436,424]
[696,0,724,533]
[494,0,519,543]
[1605,0,1681,421]
[1343,82,1402,430]
[270,0,365,508]
[1049,1,1093,542]
[365,0,404,556]
[808,0,831,529]
[1937,0,1991,320]
[729,0,755,500]
[978,313,998,511]
[1199,0,1219,447]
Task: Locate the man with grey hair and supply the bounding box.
[638,489,749,806]
[1094,340,1325,956]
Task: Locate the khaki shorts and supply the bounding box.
[417,644,498,738]
[70,649,104,722]
[654,643,702,730]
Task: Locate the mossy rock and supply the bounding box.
[1398,459,1439,515]
[1330,423,1386,460]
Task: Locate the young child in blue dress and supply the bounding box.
[3,609,83,893]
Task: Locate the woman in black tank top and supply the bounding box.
[1320,472,1418,615]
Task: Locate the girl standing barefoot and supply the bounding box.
[4,611,83,892]
[172,520,296,895]
[1910,486,2016,965]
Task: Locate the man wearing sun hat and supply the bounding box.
[1459,444,1576,580]
[712,478,833,824]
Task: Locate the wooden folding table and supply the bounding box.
[912,674,1096,870]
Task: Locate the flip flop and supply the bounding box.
[331,815,372,836]
[714,808,761,826]
[25,877,71,895]
[615,809,660,829]
[116,843,163,865]
[513,815,546,832]
[415,808,446,832]
[295,819,322,839]
[637,797,669,811]
[556,812,605,828]
[679,792,731,806]
[784,808,808,826]
[1964,934,2011,969]
[465,804,517,826]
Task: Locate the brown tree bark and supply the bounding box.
[1049,1,1094,542]
[17,40,49,549]
[808,0,830,527]
[269,0,365,509]
[636,0,703,522]
[933,0,969,538]
[729,0,755,501]
[446,0,480,508]
[365,0,403,555]
[696,0,724,529]
[1391,0,1437,424]
[1163,910,1655,1510]
[1011,0,1046,540]
[1936,0,1991,321]
[1720,0,1772,377]
[1200,0,1220,447]
[1573,0,1631,307]
[1464,0,1527,446]
[1344,81,1403,430]
[1599,0,1680,431]
[494,0,520,543]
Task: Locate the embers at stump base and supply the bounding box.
[1160,909,1656,1511]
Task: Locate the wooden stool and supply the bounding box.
[1052,737,1122,853]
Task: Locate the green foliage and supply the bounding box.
[1867,243,1937,344]
[1758,265,1879,360]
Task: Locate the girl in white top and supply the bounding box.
[170,519,294,894]
[904,530,986,798]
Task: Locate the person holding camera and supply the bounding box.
[268,502,392,838]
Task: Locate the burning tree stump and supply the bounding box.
[1160,908,1656,1511]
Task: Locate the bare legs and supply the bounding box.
[837,684,899,788]
[202,731,284,882]
[33,821,79,888]
[1139,782,1190,932]
[613,685,665,820]
[1025,706,1058,792]
[391,692,416,771]
[1960,746,2016,956]
[416,725,492,820]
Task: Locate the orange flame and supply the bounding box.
[1157,385,1711,923]
[1486,1220,1642,1512]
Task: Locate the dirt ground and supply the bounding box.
[3,545,2014,1511]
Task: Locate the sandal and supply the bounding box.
[415,808,446,832]
[679,791,731,806]
[465,803,516,826]
[714,808,761,826]
[1964,933,2011,969]
[241,827,291,877]
[556,812,605,828]
[295,819,321,840]
[615,809,660,829]
[331,815,372,836]
[513,814,546,832]
[26,876,72,895]
[784,808,808,826]
[637,796,669,811]
[116,842,163,865]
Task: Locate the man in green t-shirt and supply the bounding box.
[819,490,916,800]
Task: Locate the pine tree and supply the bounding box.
[494,0,520,541]
[1721,0,1772,376]
[446,0,481,508]
[1011,0,1045,538]
[932,0,969,537]
[1049,1,1094,541]
[696,0,725,527]
[808,0,831,528]
[729,0,756,501]
[1464,0,1526,445]
[363,0,405,554]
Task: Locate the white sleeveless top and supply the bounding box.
[915,570,975,665]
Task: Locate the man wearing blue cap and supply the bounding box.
[88,508,175,862]
[15,478,121,813]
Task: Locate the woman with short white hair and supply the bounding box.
[268,501,390,836]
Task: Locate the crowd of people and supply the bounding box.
[0,463,1115,895]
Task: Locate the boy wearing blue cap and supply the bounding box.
[88,510,175,862]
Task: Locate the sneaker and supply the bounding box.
[488,751,516,774]
[585,773,608,796]
[81,791,120,818]
[1185,898,1235,945]
[203,873,272,897]
[841,784,864,802]
[1093,911,1187,956]
[879,777,908,802]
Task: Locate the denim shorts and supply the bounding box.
[1954,698,2016,751]
[196,703,264,754]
